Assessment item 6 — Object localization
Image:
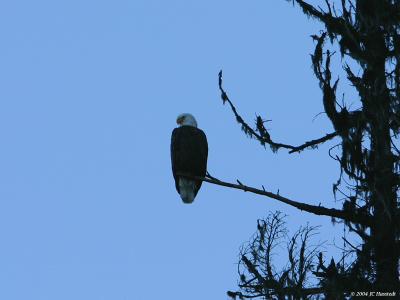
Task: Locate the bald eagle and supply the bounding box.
[171,113,208,203]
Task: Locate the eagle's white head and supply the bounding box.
[176,113,198,128]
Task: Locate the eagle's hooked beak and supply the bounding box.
[176,116,184,125]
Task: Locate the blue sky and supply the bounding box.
[0,1,350,299]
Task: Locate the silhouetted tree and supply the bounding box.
[224,0,400,298]
[179,0,400,297]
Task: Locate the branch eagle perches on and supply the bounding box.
[218,70,338,154]
[177,172,371,226]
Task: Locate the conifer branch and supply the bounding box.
[218,70,338,153]
[177,172,371,226]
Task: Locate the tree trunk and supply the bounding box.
[365,30,399,291]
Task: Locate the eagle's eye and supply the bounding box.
[177,116,185,124]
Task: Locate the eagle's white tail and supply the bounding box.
[179,178,196,204]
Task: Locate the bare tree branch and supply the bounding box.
[177,172,372,226]
[218,70,338,154]
[230,214,327,299]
